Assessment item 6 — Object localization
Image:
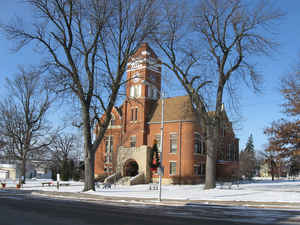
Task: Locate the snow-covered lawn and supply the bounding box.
[2,178,300,203]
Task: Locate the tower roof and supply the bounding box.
[129,43,159,61]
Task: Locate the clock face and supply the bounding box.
[133,73,140,83]
[149,73,156,82]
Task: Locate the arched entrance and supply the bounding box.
[124,160,139,177]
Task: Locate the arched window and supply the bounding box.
[109,114,115,126]
[147,85,158,100]
[130,85,141,98]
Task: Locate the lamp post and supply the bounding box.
[142,80,164,201]
[158,92,164,202]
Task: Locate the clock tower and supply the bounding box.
[122,43,162,147]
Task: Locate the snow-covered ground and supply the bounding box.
[2,178,300,203]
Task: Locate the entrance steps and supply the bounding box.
[115,173,145,185]
[116,176,131,185]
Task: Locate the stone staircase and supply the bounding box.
[116,176,131,185]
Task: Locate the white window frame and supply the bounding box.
[130,136,136,148]
[170,133,177,153]
[194,164,205,176]
[194,133,206,155]
[169,161,177,176]
[130,85,141,98]
[105,136,113,153]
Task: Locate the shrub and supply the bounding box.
[171,175,202,185]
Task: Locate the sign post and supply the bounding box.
[56,173,60,190]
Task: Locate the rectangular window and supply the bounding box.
[194,165,201,176]
[105,136,113,153]
[130,136,136,147]
[194,133,206,155]
[170,134,177,153]
[169,161,176,175]
[194,164,205,176]
[194,133,201,154]
[194,142,200,153]
[147,85,158,100]
[231,143,237,161]
[228,144,232,161]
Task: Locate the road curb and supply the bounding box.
[29,190,300,210]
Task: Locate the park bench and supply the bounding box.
[220,181,232,189]
[102,183,111,189]
[59,183,70,186]
[219,180,240,189]
[41,182,53,187]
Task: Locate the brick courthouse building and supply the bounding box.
[95,43,239,184]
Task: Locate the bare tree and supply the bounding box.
[192,0,283,189]
[50,133,76,166]
[156,0,283,189]
[152,0,214,187]
[1,0,158,191]
[49,133,79,180]
[0,67,54,183]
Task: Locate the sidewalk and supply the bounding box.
[29,189,300,210]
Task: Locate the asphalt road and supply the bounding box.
[0,190,300,225]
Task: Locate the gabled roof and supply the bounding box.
[148,95,199,123]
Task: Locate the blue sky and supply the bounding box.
[1,1,300,152]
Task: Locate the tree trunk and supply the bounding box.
[271,166,275,181]
[20,158,26,184]
[83,147,95,191]
[81,104,95,191]
[204,125,217,189]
